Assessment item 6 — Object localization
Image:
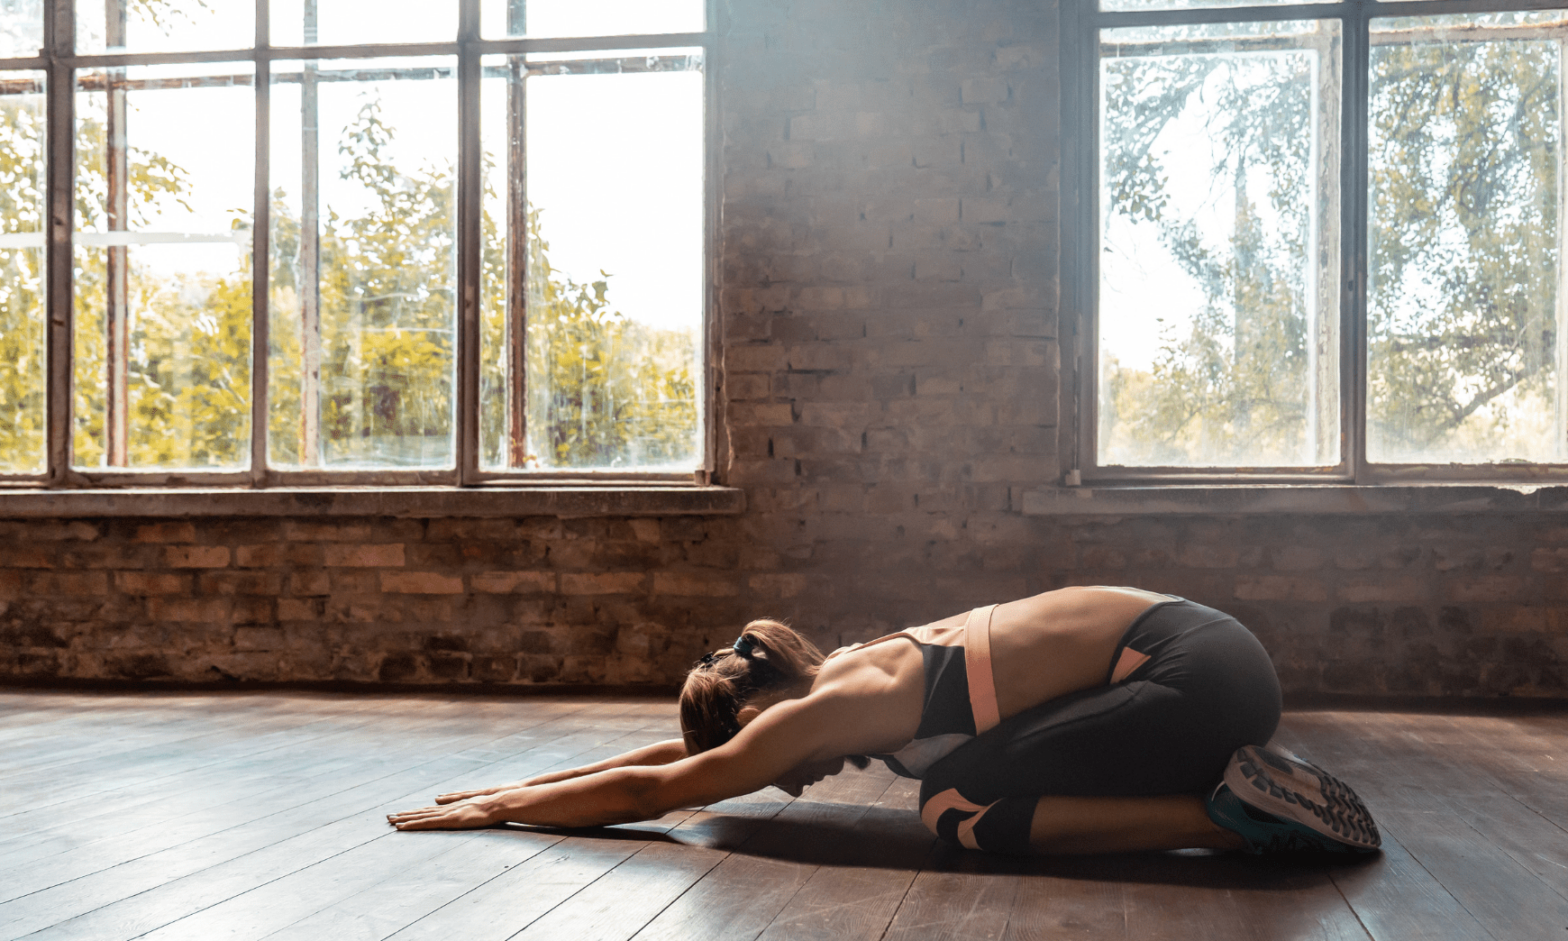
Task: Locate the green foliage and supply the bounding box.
[519,211,698,469]
[1103,23,1563,466]
[0,83,45,474]
[70,99,252,470]
[1101,49,1316,466]
[0,71,698,474]
[1367,37,1559,460]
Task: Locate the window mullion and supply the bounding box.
[45,0,75,485]
[1557,37,1568,461]
[456,0,482,485]
[250,0,270,484]
[1344,5,1371,483]
[506,0,527,470]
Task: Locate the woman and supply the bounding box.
[388,586,1380,855]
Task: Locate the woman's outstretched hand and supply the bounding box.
[388,798,499,831]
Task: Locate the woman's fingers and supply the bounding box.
[435,789,482,804]
[387,800,497,830]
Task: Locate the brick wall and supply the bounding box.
[3,0,1566,698]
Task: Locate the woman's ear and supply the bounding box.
[736,704,763,728]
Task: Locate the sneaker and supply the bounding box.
[1207,745,1381,854]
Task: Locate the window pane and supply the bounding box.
[0,0,42,57]
[1097,21,1341,468]
[77,0,253,55]
[0,71,45,476]
[481,0,702,40]
[271,0,457,47]
[1101,0,1304,10]
[73,63,254,471]
[1368,12,1565,464]
[479,50,703,471]
[269,58,456,470]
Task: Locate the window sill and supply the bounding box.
[1019,483,1568,516]
[0,484,746,519]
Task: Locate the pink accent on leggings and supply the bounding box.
[956,801,999,849]
[920,787,987,835]
[964,604,1001,734]
[1110,647,1151,684]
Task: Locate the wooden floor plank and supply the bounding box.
[4,691,1568,941]
[4,721,668,941]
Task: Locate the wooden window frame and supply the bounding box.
[0,0,720,492]
[1062,0,1568,486]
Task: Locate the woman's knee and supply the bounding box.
[918,786,1036,854]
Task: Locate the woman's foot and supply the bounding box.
[1206,744,1381,854]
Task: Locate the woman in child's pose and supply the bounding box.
[389,586,1379,855]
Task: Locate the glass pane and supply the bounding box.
[479,50,703,471]
[73,63,255,471]
[0,0,42,57]
[481,0,702,40]
[1368,12,1565,464]
[1097,21,1341,468]
[271,0,457,47]
[269,57,457,470]
[0,71,45,476]
[1101,0,1304,10]
[77,0,253,55]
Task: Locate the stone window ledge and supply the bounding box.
[0,485,746,519]
[1021,484,1568,516]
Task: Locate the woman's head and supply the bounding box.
[679,619,825,754]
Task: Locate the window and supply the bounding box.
[0,0,711,487]
[1069,0,1568,482]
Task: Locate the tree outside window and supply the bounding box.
[1087,1,1568,479]
[0,0,708,484]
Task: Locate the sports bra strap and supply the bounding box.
[964,604,1001,734]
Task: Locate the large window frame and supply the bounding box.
[0,0,718,491]
[1064,0,1568,486]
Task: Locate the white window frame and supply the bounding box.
[1064,0,1568,486]
[0,0,719,491]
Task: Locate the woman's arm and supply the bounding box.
[433,738,688,804]
[389,690,879,832]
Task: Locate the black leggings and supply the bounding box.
[918,599,1282,854]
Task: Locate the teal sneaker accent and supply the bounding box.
[1207,782,1379,855]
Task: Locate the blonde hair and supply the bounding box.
[679,619,825,754]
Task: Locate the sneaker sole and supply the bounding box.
[1225,745,1382,851]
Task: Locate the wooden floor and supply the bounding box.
[2,692,1566,941]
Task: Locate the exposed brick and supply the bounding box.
[654,573,741,597]
[561,573,646,595]
[1532,548,1568,573]
[325,544,407,568]
[381,572,464,595]
[133,522,196,543]
[1337,578,1428,604]
[278,598,322,621]
[115,571,190,596]
[30,572,109,595]
[147,597,232,623]
[1442,576,1529,604]
[163,546,231,569]
[234,626,285,650]
[472,572,556,594]
[1271,546,1326,571]
[290,571,333,596]
[1234,576,1328,603]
